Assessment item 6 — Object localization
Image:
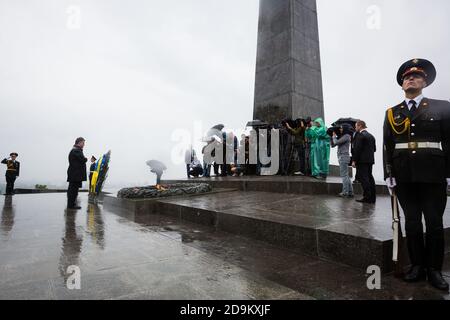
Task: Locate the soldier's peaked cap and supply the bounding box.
[10,152,18,157]
[397,58,436,87]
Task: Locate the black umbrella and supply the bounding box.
[332,118,360,128]
[246,120,269,128]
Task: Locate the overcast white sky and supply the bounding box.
[0,0,449,187]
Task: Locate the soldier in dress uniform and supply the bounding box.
[383,58,450,291]
[89,156,97,191]
[1,153,20,195]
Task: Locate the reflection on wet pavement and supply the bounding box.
[0,193,449,300]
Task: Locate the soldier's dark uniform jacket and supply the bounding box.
[2,157,20,195]
[383,98,450,183]
[1,159,20,177]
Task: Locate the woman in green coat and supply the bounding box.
[305,118,330,179]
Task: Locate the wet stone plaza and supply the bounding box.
[1,186,450,300]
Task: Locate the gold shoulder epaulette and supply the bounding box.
[388,107,410,135]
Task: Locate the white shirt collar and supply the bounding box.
[405,94,424,110]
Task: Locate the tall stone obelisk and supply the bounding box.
[253,0,324,124]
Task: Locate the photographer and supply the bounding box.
[1,153,20,195]
[188,156,204,178]
[304,117,312,175]
[286,118,306,175]
[331,125,354,198]
[280,119,294,175]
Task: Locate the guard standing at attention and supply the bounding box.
[383,58,450,291]
[1,153,20,195]
[89,156,97,191]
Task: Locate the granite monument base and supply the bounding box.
[105,177,450,273]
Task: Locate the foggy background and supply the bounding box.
[0,0,449,189]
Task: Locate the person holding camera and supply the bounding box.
[286,119,307,175]
[331,125,354,198]
[1,153,20,195]
[188,156,204,178]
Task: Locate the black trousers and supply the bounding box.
[5,175,16,195]
[305,143,311,176]
[213,163,220,175]
[396,182,447,270]
[356,163,376,202]
[67,182,81,208]
[295,143,306,174]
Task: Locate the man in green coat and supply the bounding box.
[305,118,330,179]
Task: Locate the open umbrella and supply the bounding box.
[204,124,225,142]
[146,160,167,187]
[146,160,167,172]
[212,124,224,131]
[331,118,359,128]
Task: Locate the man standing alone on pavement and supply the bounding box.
[67,137,87,210]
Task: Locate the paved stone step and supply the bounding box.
[162,176,389,196]
[104,189,450,273]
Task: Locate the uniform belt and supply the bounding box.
[395,142,442,150]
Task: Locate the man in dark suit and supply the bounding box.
[383,58,450,291]
[352,121,376,203]
[351,130,360,183]
[67,137,87,210]
[1,153,20,195]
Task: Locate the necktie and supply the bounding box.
[409,100,417,114]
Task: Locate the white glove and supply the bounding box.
[447,178,450,186]
[385,178,397,196]
[385,177,397,188]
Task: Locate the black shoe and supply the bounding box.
[427,269,449,291]
[67,206,81,210]
[403,266,426,283]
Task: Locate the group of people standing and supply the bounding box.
[282,116,377,204]
[332,120,377,204]
[185,116,377,205]
[281,117,330,179]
